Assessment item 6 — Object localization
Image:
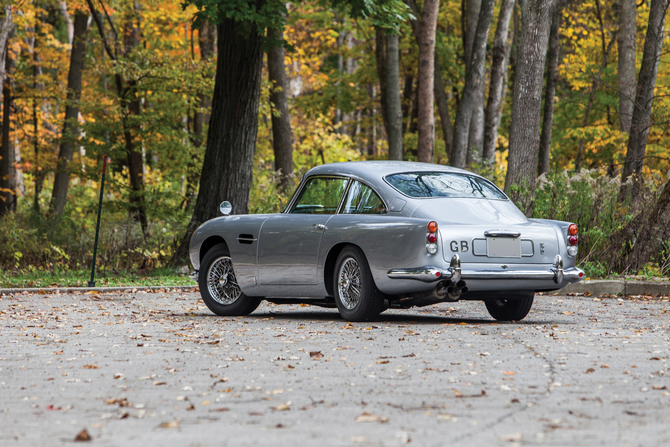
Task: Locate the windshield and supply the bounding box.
[385,172,507,200]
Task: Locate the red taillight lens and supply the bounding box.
[568,224,578,235]
[568,235,578,245]
[427,221,438,233]
[427,233,437,243]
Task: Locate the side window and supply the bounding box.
[342,181,387,214]
[291,177,349,214]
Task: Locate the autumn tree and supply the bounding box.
[0,4,14,216]
[617,0,636,133]
[504,0,556,213]
[49,11,88,218]
[451,0,495,168]
[87,0,148,233]
[267,25,294,190]
[619,0,668,202]
[416,0,439,163]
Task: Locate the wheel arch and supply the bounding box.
[199,236,229,265]
[324,242,375,296]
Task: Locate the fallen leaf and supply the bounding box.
[74,429,91,442]
[153,381,167,386]
[376,360,389,364]
[309,351,323,359]
[272,402,291,411]
[210,407,229,412]
[158,420,179,429]
[46,405,62,411]
[585,368,595,374]
[503,371,514,375]
[600,364,609,369]
[355,412,388,423]
[652,385,667,390]
[81,364,99,370]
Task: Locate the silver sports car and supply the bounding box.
[189,161,584,321]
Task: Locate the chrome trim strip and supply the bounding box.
[387,255,461,283]
[484,230,521,238]
[387,266,448,282]
[461,270,556,280]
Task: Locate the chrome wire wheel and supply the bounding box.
[206,256,241,305]
[337,257,361,310]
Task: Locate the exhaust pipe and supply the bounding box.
[444,280,467,301]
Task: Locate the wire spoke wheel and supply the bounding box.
[337,257,362,310]
[206,256,241,305]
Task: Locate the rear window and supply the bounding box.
[385,172,507,200]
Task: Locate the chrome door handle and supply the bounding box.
[313,224,326,231]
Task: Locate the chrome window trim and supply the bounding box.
[338,179,389,215]
[285,175,351,215]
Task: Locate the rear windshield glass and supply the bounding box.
[385,172,507,199]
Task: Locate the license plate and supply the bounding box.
[487,237,521,258]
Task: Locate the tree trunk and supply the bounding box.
[504,0,556,214]
[417,0,440,163]
[174,16,264,264]
[267,26,294,191]
[0,5,14,216]
[537,3,560,176]
[619,0,668,203]
[483,0,515,165]
[50,13,88,218]
[618,0,636,133]
[401,74,414,134]
[123,3,147,233]
[434,56,453,161]
[405,0,453,161]
[464,0,482,75]
[451,0,495,168]
[575,36,616,172]
[376,28,403,160]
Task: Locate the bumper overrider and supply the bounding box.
[387,254,584,285]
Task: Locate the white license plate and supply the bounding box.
[487,237,521,258]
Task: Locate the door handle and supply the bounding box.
[313,224,326,231]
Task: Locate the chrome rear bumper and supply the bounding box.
[189,271,199,282]
[387,255,585,285]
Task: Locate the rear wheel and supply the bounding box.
[334,245,384,322]
[484,293,534,321]
[198,243,261,316]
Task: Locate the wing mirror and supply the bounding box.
[219,201,232,216]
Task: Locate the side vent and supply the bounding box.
[237,234,255,245]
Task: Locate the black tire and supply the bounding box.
[333,245,384,322]
[198,243,261,316]
[484,292,534,321]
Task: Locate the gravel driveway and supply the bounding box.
[1,290,669,446]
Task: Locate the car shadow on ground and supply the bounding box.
[173,308,572,326]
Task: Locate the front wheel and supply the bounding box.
[484,293,534,321]
[198,243,261,316]
[334,245,384,322]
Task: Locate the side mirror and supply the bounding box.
[219,201,232,216]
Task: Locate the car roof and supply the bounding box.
[304,161,473,182]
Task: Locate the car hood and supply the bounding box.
[410,198,527,225]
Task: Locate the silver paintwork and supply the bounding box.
[189,161,584,304]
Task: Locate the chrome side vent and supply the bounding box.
[237,234,255,245]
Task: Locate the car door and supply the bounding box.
[257,176,349,285]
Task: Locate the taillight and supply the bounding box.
[567,224,578,257]
[426,221,438,254]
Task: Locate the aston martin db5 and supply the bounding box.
[189,161,584,321]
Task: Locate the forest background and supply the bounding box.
[0,0,669,287]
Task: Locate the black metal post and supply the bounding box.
[88,154,108,288]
